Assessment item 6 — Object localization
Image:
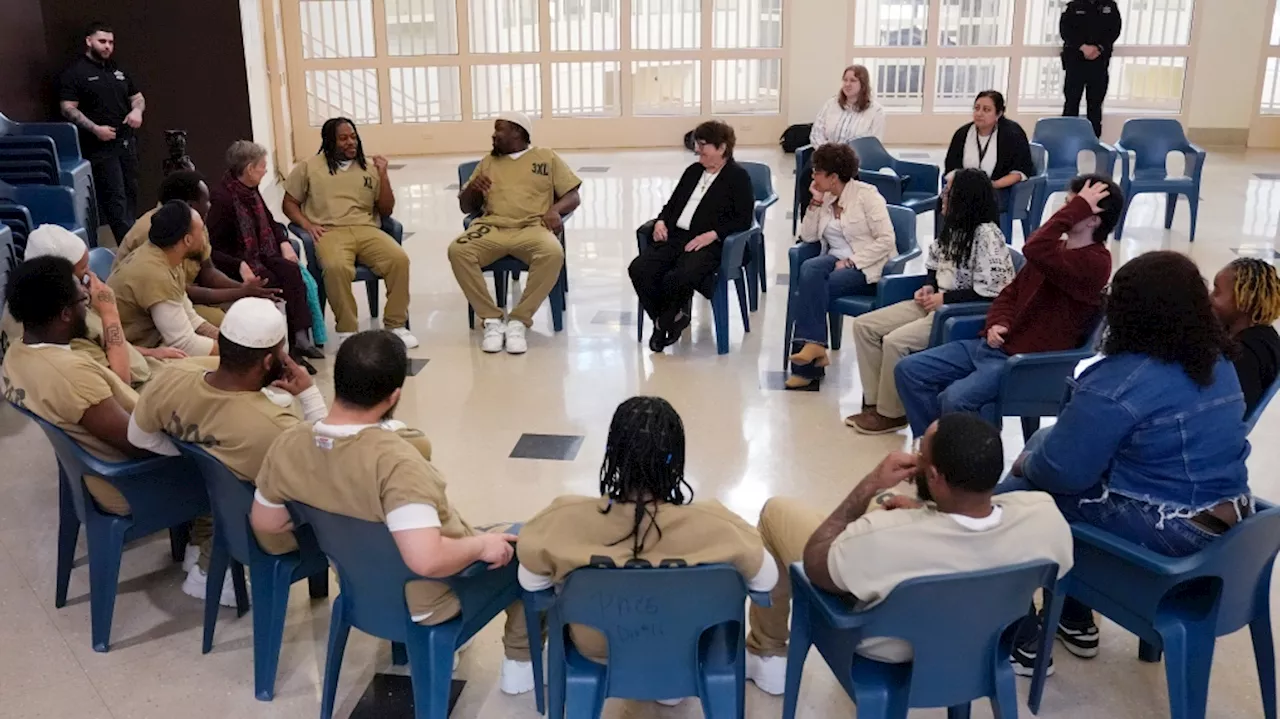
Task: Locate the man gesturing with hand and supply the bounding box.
[892,175,1119,439]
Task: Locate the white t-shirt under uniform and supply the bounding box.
[676,170,720,231]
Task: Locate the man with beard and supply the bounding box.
[738,413,1073,695]
[128,298,327,602]
[450,112,580,354]
[282,118,417,349]
[250,330,538,695]
[109,200,220,355]
[59,21,145,243]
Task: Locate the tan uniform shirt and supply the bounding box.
[827,491,1075,663]
[283,155,382,228]
[518,496,766,661]
[113,206,210,285]
[463,148,581,229]
[109,242,192,348]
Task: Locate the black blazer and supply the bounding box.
[944,117,1036,182]
[658,160,754,241]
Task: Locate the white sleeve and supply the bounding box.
[810,98,830,146]
[254,488,284,508]
[385,503,441,532]
[747,547,780,592]
[518,564,556,592]
[127,413,180,456]
[296,386,328,422]
[152,301,215,355]
[867,104,886,141]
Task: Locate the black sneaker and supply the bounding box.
[1056,618,1100,658]
[1010,640,1055,678]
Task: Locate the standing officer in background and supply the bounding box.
[59,21,146,242]
[1060,0,1121,138]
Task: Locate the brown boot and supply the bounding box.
[788,343,830,368]
[842,403,877,427]
[784,375,820,391]
[851,411,909,435]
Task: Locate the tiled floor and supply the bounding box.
[3,145,1280,718]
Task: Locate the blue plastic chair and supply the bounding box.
[1247,376,1280,435]
[174,441,330,701]
[1032,503,1280,719]
[457,161,568,332]
[523,565,771,719]
[1113,119,1206,241]
[288,215,408,328]
[634,219,754,355]
[782,560,1061,719]
[287,502,527,719]
[0,180,89,244]
[849,137,941,221]
[739,161,778,312]
[1030,118,1117,225]
[7,402,208,652]
[1001,143,1048,243]
[0,113,97,246]
[87,247,114,280]
[781,205,921,364]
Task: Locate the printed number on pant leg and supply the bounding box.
[456,224,492,245]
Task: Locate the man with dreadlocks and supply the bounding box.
[1211,257,1280,417]
[516,396,777,693]
[282,118,418,349]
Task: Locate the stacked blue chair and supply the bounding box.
[175,441,330,701]
[782,560,1061,719]
[1030,117,1117,225]
[635,219,755,355]
[1001,143,1048,243]
[0,202,34,251]
[288,215,408,329]
[457,160,568,332]
[849,137,941,222]
[287,503,528,719]
[1247,376,1280,434]
[0,113,96,246]
[522,564,772,718]
[782,205,921,364]
[1113,118,1206,241]
[0,179,89,248]
[1030,503,1280,719]
[739,161,778,311]
[0,224,14,277]
[8,403,208,652]
[87,247,114,281]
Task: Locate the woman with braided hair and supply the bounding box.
[1211,257,1280,417]
[515,396,778,673]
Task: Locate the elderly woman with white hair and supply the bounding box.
[207,140,325,371]
[0,225,187,387]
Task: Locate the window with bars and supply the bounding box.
[1262,3,1280,114]
[852,56,926,110]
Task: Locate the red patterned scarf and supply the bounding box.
[223,170,278,275]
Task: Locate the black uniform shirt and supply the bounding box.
[1060,0,1123,65]
[58,54,140,153]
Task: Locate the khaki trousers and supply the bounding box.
[316,225,411,333]
[405,522,534,661]
[193,304,226,327]
[447,223,564,327]
[82,478,215,570]
[746,497,827,657]
[851,300,935,419]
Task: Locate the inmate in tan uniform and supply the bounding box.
[109,242,199,349]
[284,155,409,333]
[114,207,222,326]
[518,496,767,662]
[448,149,579,326]
[255,421,531,660]
[4,306,159,387]
[132,362,303,554]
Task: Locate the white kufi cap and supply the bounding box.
[220,297,287,349]
[25,225,88,265]
[497,111,533,141]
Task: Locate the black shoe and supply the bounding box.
[1010,638,1055,678]
[290,350,318,375]
[293,332,325,359]
[1056,617,1100,658]
[663,310,691,347]
[648,329,669,353]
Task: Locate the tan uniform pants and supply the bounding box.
[316,225,411,333]
[193,304,226,328]
[851,300,935,419]
[447,224,564,327]
[83,478,214,570]
[746,497,826,658]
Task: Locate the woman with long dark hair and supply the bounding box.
[1006,250,1250,675]
[515,396,777,668]
[847,168,1015,433]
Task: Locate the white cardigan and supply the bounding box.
[798,180,896,283]
[810,97,886,146]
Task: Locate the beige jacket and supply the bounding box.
[798,180,896,283]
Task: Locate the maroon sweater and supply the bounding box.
[982,196,1111,355]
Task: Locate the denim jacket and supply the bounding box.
[1024,353,1250,520]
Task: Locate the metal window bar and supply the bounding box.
[631,59,701,115]
[853,0,928,47]
[552,61,621,116]
[851,56,926,110]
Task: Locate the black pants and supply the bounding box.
[629,228,721,331]
[1063,59,1109,138]
[90,141,139,242]
[797,157,814,223]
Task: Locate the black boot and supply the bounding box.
[292,331,324,359]
[289,348,318,375]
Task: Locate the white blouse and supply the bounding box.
[961,125,999,177]
[810,97,886,147]
[675,169,720,231]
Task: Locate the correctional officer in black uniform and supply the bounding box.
[59,21,146,242]
[1060,0,1122,138]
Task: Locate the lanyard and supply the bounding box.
[975,131,994,166]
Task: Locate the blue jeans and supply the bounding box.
[894,338,1009,437]
[792,254,872,346]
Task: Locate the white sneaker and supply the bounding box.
[391,327,420,349]
[746,653,786,696]
[182,564,237,608]
[504,320,527,354]
[481,319,505,353]
[182,545,200,573]
[656,698,684,706]
[499,658,535,695]
[331,332,355,352]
